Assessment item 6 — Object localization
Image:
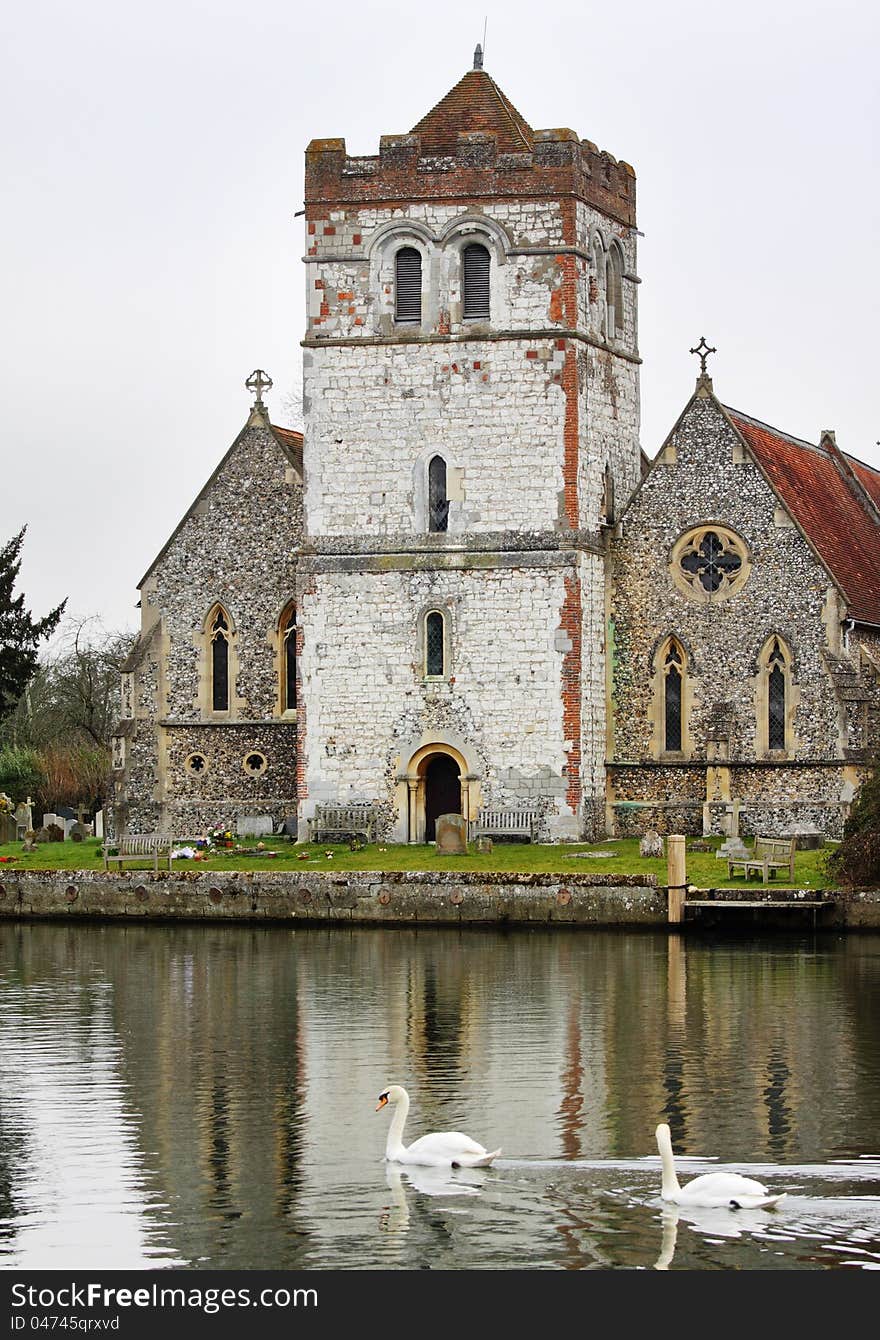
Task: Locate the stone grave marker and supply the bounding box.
[435,813,467,855]
[639,830,663,858]
[236,814,274,838]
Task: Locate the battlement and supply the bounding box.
[304,128,636,225]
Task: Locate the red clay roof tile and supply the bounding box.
[411,69,534,154]
[726,408,880,625]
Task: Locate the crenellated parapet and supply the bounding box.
[305,128,636,226]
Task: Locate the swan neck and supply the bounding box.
[657,1127,681,1198]
[386,1090,410,1159]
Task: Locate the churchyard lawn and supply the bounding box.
[0,836,834,890]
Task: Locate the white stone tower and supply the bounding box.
[297,56,641,841]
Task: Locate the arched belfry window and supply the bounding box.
[210,608,230,712]
[280,603,297,713]
[424,611,446,678]
[428,455,449,532]
[663,640,684,753]
[607,246,624,337]
[395,247,422,324]
[462,243,490,321]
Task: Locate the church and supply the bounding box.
[111,54,880,844]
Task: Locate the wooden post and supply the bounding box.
[667,834,687,924]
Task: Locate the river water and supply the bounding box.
[0,921,878,1271]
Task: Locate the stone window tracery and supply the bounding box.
[210,608,230,711]
[670,525,750,603]
[185,753,209,776]
[242,752,267,776]
[652,635,691,759]
[664,642,684,753]
[756,634,794,756]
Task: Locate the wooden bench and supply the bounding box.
[727,836,796,885]
[102,833,174,872]
[307,804,379,844]
[470,808,539,842]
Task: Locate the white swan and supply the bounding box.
[376,1085,501,1168]
[656,1123,786,1209]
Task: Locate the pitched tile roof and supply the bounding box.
[411,69,534,154]
[726,407,880,625]
[270,423,303,475]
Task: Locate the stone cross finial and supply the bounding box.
[245,369,273,404]
[689,337,716,377]
[473,43,483,70]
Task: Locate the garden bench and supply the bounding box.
[308,804,380,844]
[470,808,539,842]
[102,833,174,872]
[727,835,796,885]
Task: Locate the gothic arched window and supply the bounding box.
[280,603,297,713]
[755,634,794,756]
[395,247,422,324]
[462,243,490,320]
[210,607,230,712]
[428,455,449,532]
[663,640,685,753]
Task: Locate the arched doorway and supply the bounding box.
[424,754,461,841]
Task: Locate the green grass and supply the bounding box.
[0,836,835,890]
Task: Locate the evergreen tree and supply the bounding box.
[827,758,880,887]
[0,529,66,722]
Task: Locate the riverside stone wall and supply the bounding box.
[0,869,875,930]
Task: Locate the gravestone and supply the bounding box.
[0,813,15,844]
[639,830,663,858]
[716,835,750,860]
[45,823,64,842]
[34,827,53,844]
[236,814,274,838]
[69,822,90,842]
[22,831,37,852]
[435,813,467,855]
[474,836,493,854]
[783,823,824,851]
[42,813,61,833]
[14,802,33,839]
[281,815,298,838]
[94,810,104,839]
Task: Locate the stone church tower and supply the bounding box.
[297,51,641,840]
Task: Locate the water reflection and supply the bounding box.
[0,923,877,1269]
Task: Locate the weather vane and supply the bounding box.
[689,337,716,377]
[245,369,273,404]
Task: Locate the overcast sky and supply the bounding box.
[2,0,877,642]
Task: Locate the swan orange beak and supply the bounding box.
[375,1095,388,1111]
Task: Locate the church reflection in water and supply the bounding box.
[0,922,877,1269]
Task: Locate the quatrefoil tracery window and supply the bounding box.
[671,525,750,602]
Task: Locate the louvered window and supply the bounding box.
[425,612,445,677]
[428,455,449,533]
[395,247,422,324]
[607,247,624,336]
[211,610,229,712]
[462,243,490,320]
